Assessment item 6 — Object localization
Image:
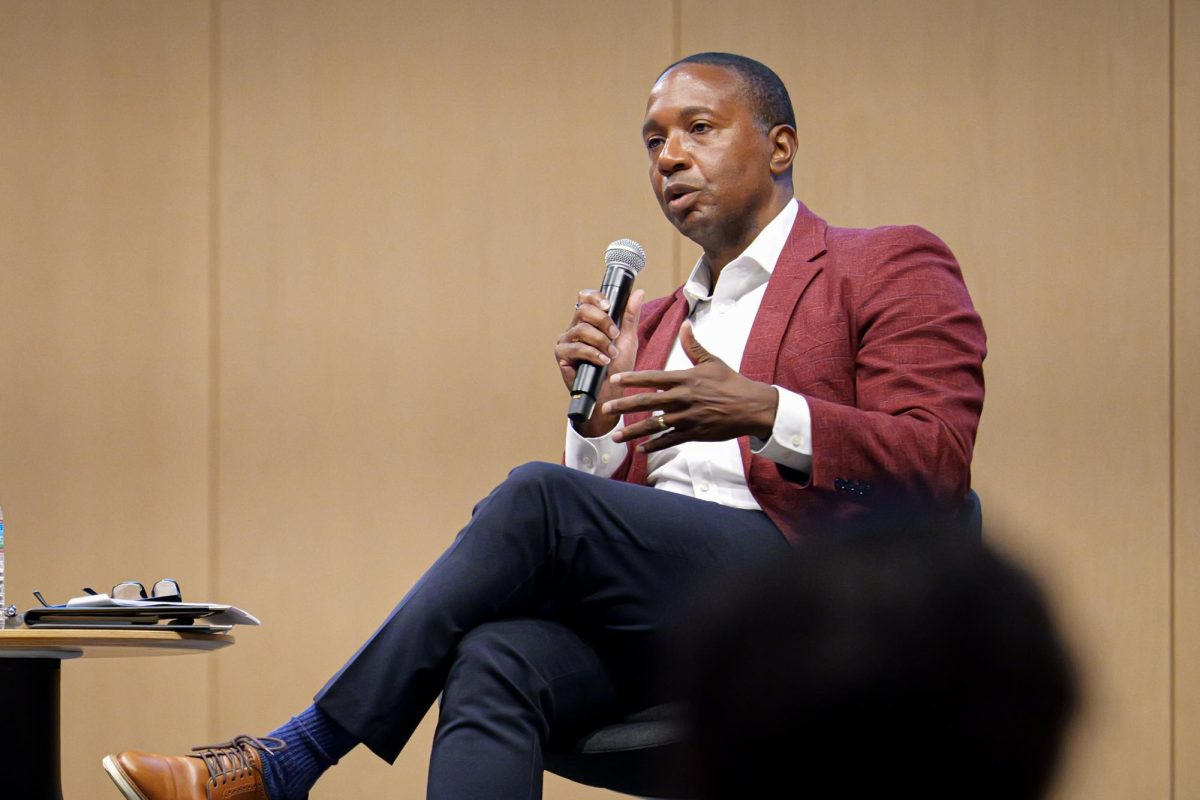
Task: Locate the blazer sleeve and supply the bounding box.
[799,226,986,511]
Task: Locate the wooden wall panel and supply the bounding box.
[1174,0,1199,796]
[0,2,1185,798]
[0,1,212,797]
[214,1,670,796]
[677,1,1172,797]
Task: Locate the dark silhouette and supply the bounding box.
[677,530,1078,799]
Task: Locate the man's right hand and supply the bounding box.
[554,288,645,438]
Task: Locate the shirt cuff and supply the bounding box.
[564,417,628,478]
[749,387,813,475]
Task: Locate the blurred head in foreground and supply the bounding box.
[678,530,1078,799]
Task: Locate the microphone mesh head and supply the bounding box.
[605,239,647,274]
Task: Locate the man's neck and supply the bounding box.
[703,189,793,284]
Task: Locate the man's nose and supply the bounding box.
[656,132,689,174]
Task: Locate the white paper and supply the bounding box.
[58,593,260,625]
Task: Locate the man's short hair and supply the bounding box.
[659,52,796,132]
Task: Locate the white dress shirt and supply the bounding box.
[564,199,813,510]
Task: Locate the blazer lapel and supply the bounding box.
[739,202,828,384]
[624,288,688,485]
[737,202,828,474]
[636,287,689,372]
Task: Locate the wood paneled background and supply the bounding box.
[0,1,1194,797]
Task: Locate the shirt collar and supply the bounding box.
[682,198,799,310]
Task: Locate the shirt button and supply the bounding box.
[699,481,712,493]
[601,453,610,464]
[582,457,594,469]
[792,435,802,447]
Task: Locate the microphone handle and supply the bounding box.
[567,264,636,423]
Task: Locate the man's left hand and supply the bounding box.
[604,321,779,453]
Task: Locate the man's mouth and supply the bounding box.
[664,184,700,214]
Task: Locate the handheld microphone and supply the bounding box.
[567,239,646,423]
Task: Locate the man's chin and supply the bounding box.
[667,208,706,240]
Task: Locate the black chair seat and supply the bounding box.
[544,703,696,798]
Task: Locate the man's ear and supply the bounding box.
[768,124,798,177]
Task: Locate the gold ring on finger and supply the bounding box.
[656,414,669,430]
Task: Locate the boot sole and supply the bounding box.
[102,755,149,800]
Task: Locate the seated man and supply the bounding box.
[104,52,986,800]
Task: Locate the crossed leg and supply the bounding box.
[315,462,790,771]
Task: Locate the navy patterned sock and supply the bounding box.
[258,705,357,800]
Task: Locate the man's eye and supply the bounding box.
[691,122,712,134]
[645,137,664,151]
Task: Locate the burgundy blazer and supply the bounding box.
[613,201,987,546]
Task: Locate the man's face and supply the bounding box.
[642,64,779,255]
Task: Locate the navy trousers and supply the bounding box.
[314,462,790,799]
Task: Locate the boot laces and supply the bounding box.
[191,734,286,787]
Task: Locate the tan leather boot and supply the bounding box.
[102,734,283,800]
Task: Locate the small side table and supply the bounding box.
[0,628,234,800]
